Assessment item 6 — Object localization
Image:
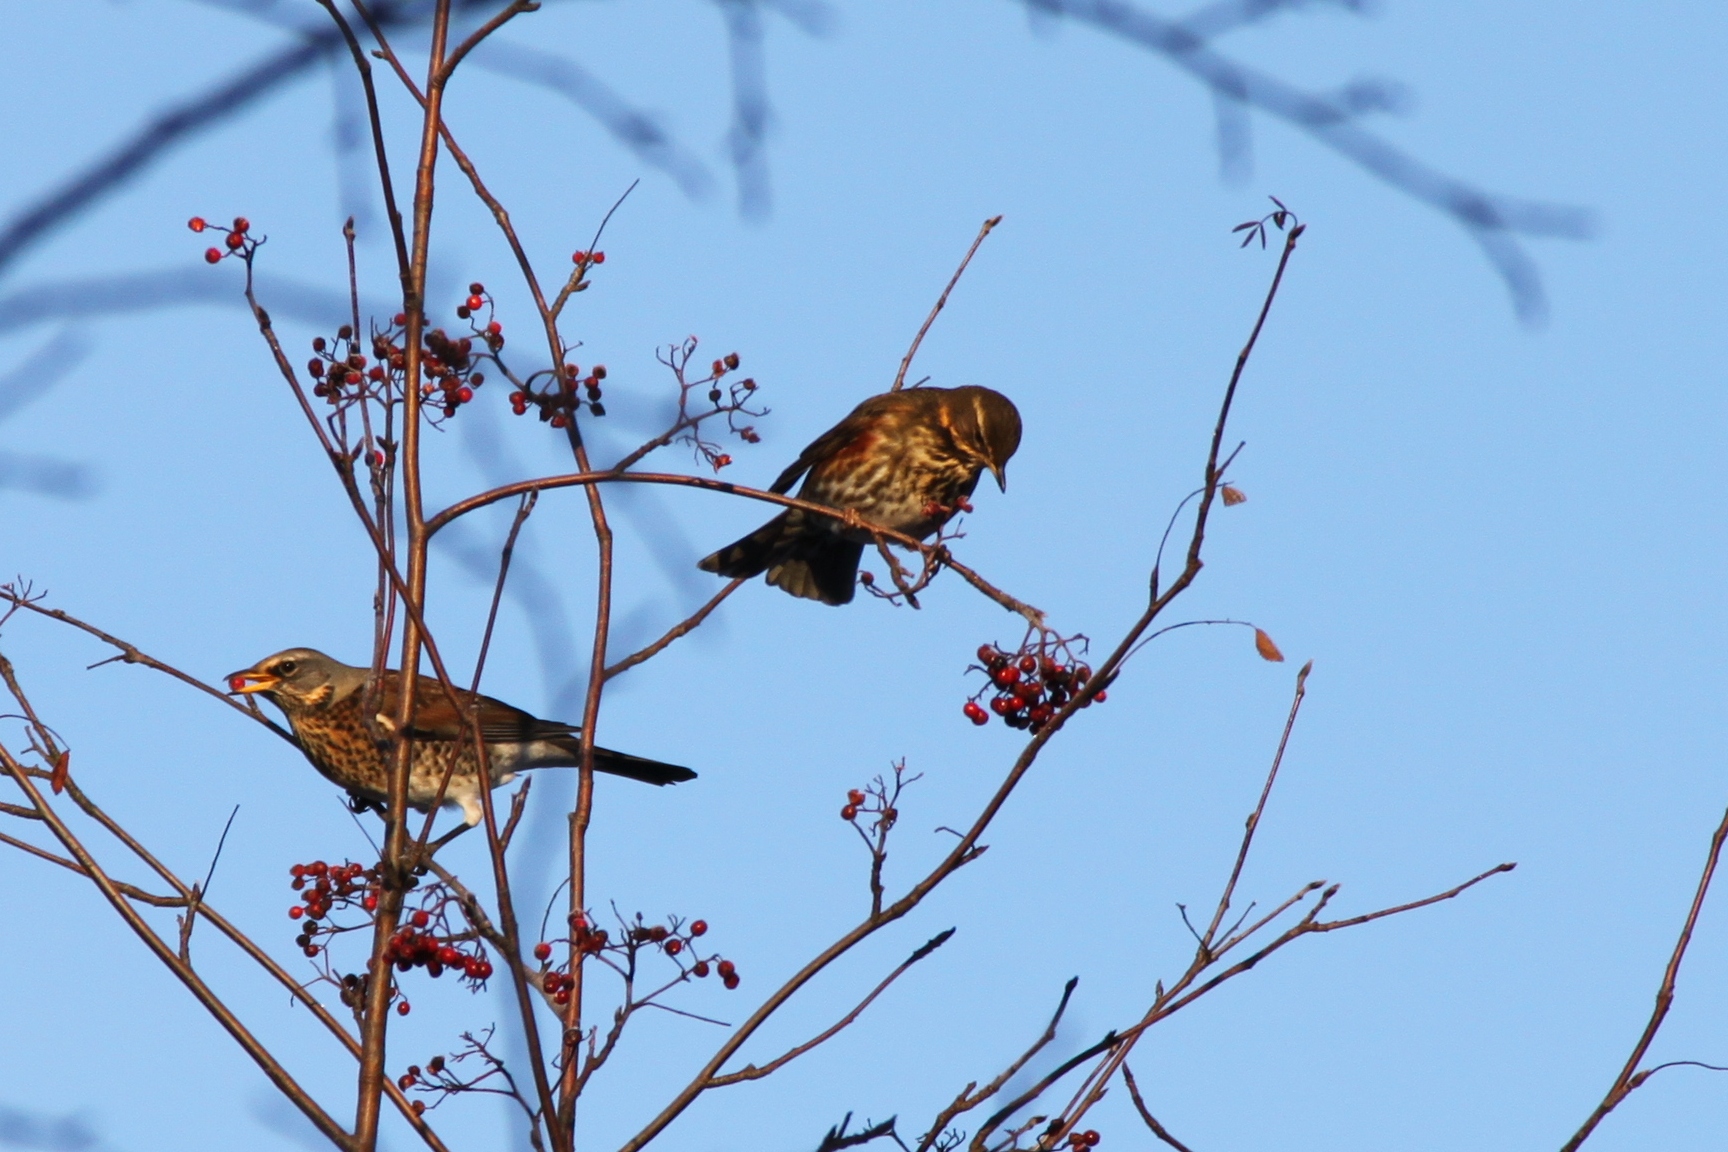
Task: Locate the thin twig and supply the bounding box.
[0,591,296,746]
[916,978,1081,1152]
[604,578,744,681]
[1202,660,1311,951]
[709,929,955,1087]
[1121,1065,1196,1152]
[1560,799,1728,1151]
[893,216,1002,391]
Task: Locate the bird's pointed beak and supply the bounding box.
[226,669,278,695]
[988,461,1008,493]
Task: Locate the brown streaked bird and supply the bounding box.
[227,648,694,826]
[698,385,1022,605]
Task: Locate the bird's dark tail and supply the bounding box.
[565,744,697,786]
[698,510,795,579]
[766,538,865,605]
[700,509,863,605]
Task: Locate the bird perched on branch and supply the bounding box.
[698,385,1022,605]
[227,648,694,826]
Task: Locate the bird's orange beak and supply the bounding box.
[226,669,278,695]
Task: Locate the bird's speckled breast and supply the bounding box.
[281,689,485,811]
[801,421,980,539]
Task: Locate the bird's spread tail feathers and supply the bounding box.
[698,510,794,579]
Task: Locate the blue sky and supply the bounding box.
[1,2,1725,1150]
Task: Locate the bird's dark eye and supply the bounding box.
[277,660,298,676]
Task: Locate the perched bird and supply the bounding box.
[699,385,1022,605]
[227,648,694,826]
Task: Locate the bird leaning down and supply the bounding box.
[227,648,695,827]
[698,384,1023,605]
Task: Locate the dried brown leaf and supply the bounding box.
[1221,485,1246,506]
[1254,628,1285,662]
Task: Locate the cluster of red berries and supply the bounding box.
[705,354,759,443]
[511,361,607,427]
[397,1054,447,1096]
[694,352,759,471]
[190,215,255,263]
[964,646,1104,731]
[535,913,740,994]
[288,859,380,956]
[307,325,387,407]
[384,906,494,988]
[839,787,897,827]
[1065,1130,1102,1149]
[571,249,606,266]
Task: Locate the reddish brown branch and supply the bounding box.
[1559,799,1728,1152]
[0,743,354,1149]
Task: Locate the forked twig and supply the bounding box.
[1560,797,1728,1151]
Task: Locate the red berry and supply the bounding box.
[665,938,683,955]
[289,906,304,919]
[572,250,587,263]
[992,665,1021,687]
[204,247,222,264]
[553,989,571,1005]
[468,281,484,294]
[232,216,250,233]
[717,959,735,977]
[363,895,378,912]
[1019,655,1038,674]
[592,365,606,380]
[455,385,473,403]
[410,1101,425,1116]
[592,251,605,263]
[534,942,552,961]
[841,804,858,820]
[1083,1132,1100,1146]
[393,312,407,326]
[470,959,492,980]
[990,696,1013,715]
[976,644,999,665]
[690,920,708,936]
[486,321,501,335]
[1094,690,1107,704]
[225,231,244,250]
[722,973,739,989]
[411,910,429,928]
[693,961,710,977]
[963,701,988,725]
[290,863,306,878]
[397,1001,410,1016]
[188,216,206,232]
[847,790,865,806]
[466,294,484,311]
[550,413,569,428]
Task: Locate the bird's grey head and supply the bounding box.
[947,386,1023,492]
[226,648,365,709]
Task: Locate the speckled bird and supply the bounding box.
[227,648,694,826]
[698,385,1022,605]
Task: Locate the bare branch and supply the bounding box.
[1121,1065,1196,1152]
[709,929,955,1087]
[1560,797,1728,1149]
[604,578,745,681]
[892,216,1003,391]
